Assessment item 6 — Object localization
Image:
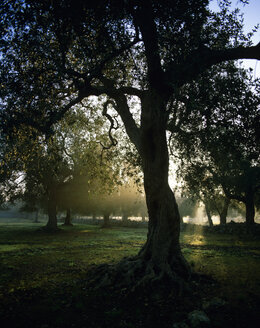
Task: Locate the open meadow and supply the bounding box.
[0,220,259,328]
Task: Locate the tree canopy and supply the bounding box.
[173,63,260,225]
[0,103,131,230]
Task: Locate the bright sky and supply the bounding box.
[209,0,260,78]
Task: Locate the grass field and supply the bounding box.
[0,220,259,327]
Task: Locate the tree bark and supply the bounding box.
[219,197,230,225]
[63,207,73,226]
[103,212,110,227]
[205,203,213,227]
[137,92,190,279]
[245,189,255,225]
[33,208,39,223]
[45,189,59,231]
[122,213,128,222]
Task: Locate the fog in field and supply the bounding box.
[1,199,259,225]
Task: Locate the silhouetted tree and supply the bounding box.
[1,0,259,287]
[174,64,259,226]
[177,197,197,224]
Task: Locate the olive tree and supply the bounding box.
[1,0,259,287]
[173,64,260,226]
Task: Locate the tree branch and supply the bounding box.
[110,93,141,153]
[222,184,245,203]
[117,86,144,98]
[134,1,166,91]
[100,100,118,150]
[64,38,141,83]
[59,133,76,166]
[167,43,260,87]
[96,79,142,153]
[45,94,88,134]
[98,76,144,98]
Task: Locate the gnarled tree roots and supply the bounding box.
[86,254,192,298]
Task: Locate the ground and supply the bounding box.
[0,219,259,327]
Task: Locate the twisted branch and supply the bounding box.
[100,100,119,150]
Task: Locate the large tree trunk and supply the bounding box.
[219,197,230,225]
[103,212,110,228]
[122,213,128,222]
[33,208,39,223]
[45,189,59,231]
[138,93,190,280]
[63,207,73,226]
[205,203,213,227]
[88,93,190,291]
[245,189,255,225]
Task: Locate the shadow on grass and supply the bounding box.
[0,222,259,328]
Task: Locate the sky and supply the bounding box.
[210,0,260,78]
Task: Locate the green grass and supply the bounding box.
[0,221,259,327]
[0,221,259,298]
[180,228,260,300]
[0,222,147,294]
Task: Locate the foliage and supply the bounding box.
[173,64,260,223]
[0,102,135,226]
[117,182,146,219]
[0,0,258,150]
[177,197,197,220]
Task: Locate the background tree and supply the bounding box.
[0,104,127,231]
[137,195,148,222]
[18,177,46,223]
[176,197,198,224]
[117,181,143,222]
[177,162,232,226]
[173,63,260,226]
